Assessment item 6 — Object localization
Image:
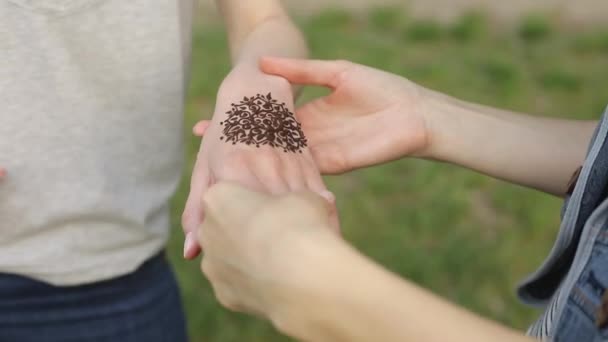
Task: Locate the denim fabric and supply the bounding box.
[519,110,608,304]
[518,107,608,340]
[554,219,608,341]
[0,252,187,342]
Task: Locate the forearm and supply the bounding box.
[280,234,533,342]
[217,0,307,67]
[423,90,597,196]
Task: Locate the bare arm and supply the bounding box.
[259,58,597,197]
[182,2,333,259]
[284,235,535,342]
[216,0,307,68]
[199,183,535,341]
[426,90,597,196]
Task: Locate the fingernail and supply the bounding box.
[183,233,193,258]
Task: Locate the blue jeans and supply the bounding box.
[0,252,188,342]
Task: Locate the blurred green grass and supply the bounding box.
[168,7,608,341]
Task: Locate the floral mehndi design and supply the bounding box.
[220,93,308,153]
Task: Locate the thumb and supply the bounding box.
[193,120,211,137]
[181,160,210,260]
[259,57,350,89]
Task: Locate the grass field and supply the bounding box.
[167,8,608,341]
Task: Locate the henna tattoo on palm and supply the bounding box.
[220,93,308,153]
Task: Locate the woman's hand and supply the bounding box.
[259,57,434,174]
[198,182,340,327]
[182,65,338,259]
[196,58,433,174]
[198,183,533,342]
[256,57,599,196]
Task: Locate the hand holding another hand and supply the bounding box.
[195,58,436,175]
[198,182,341,331]
[182,65,339,259]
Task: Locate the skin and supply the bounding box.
[200,182,534,342]
[258,58,597,196]
[0,1,332,253]
[194,58,599,340]
[196,58,595,196]
[181,0,338,259]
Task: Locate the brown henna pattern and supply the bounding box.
[220,93,308,153]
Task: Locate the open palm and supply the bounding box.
[267,59,431,174]
[194,58,432,174]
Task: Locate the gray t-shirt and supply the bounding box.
[0,0,194,285]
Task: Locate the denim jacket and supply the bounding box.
[518,106,608,341]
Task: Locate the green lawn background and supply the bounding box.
[167,8,608,341]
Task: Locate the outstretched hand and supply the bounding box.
[195,57,433,174]
[182,65,339,259]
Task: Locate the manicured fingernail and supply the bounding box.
[183,233,193,258]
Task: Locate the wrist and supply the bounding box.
[416,89,470,162]
[384,81,458,162]
[267,229,356,340]
[213,67,294,124]
[224,63,291,90]
[218,65,292,102]
[273,230,406,342]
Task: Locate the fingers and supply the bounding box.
[302,160,331,202]
[283,159,307,191]
[183,232,201,259]
[0,168,6,181]
[252,155,290,195]
[181,159,210,260]
[302,162,341,234]
[290,191,335,221]
[201,181,270,232]
[205,181,331,229]
[191,119,318,195]
[203,182,268,214]
[259,57,351,89]
[183,123,217,259]
[193,120,211,137]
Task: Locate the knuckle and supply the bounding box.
[220,152,249,174]
[257,150,282,167]
[249,153,284,182]
[219,147,284,181]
